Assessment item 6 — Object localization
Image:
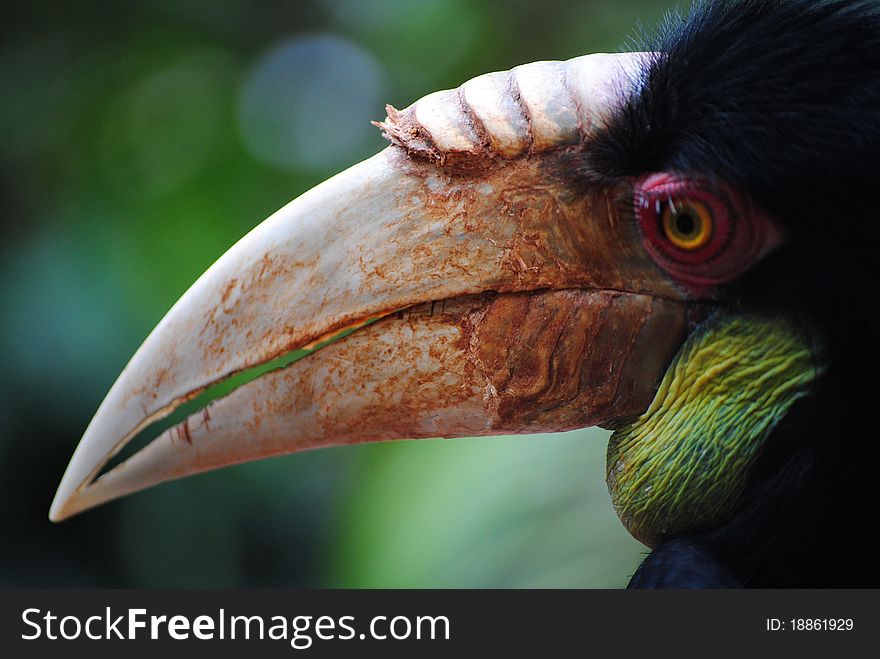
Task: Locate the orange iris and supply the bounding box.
[661,199,713,251]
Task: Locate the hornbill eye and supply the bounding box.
[661,200,712,250]
[635,173,784,293]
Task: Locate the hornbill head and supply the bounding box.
[50,0,880,587]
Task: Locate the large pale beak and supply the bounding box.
[51,53,694,522]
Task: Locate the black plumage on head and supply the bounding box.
[581,0,880,587]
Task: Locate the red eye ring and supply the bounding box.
[634,172,784,294]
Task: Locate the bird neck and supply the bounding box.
[606,312,823,547]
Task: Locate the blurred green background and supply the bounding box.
[1,0,677,587]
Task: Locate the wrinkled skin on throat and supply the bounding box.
[606,313,823,547]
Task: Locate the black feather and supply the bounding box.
[627,538,742,588]
[581,0,880,587]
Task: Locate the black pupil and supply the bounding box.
[675,212,697,236]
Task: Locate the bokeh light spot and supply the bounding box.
[328,0,483,92]
[99,50,237,200]
[238,34,385,173]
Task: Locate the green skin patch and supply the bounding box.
[606,313,823,547]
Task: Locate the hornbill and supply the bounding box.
[50,0,880,587]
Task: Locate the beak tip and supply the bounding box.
[49,477,82,523]
[48,504,66,524]
[48,493,71,523]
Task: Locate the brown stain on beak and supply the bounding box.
[185,288,693,469]
[118,146,684,447]
[463,289,690,432]
[390,148,681,302]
